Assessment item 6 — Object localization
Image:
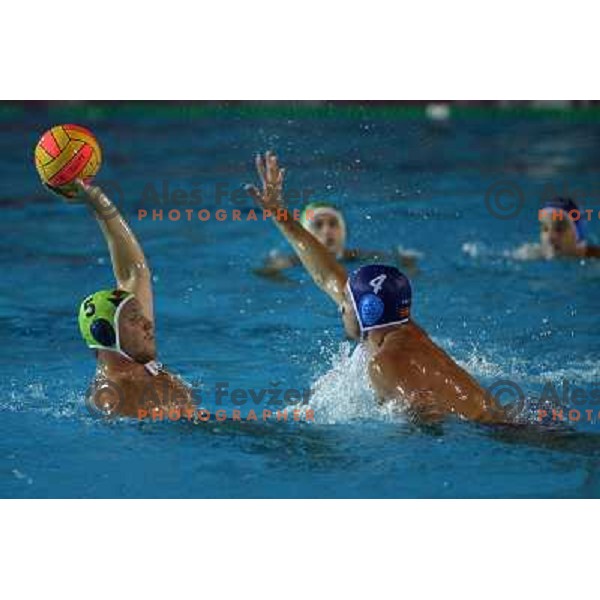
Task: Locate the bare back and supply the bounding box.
[368,323,506,424]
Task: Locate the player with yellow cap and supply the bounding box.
[50,180,194,418]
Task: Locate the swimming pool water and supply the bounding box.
[2,103,600,498]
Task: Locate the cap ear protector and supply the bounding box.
[358,293,385,326]
[347,265,412,335]
[90,318,117,347]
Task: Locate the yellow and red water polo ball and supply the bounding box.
[34,124,102,191]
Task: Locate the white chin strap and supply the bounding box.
[103,347,162,376]
[143,360,162,376]
[112,296,162,376]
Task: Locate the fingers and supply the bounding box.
[266,151,279,184]
[255,150,283,190]
[74,179,90,192]
[44,182,79,201]
[244,184,261,202]
[256,153,266,188]
[72,179,90,199]
[43,182,63,198]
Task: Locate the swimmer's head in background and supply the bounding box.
[79,289,135,354]
[346,265,412,336]
[301,202,347,257]
[539,197,586,256]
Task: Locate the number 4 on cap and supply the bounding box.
[369,274,387,295]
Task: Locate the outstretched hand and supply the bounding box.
[245,151,285,211]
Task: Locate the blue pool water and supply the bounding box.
[2,103,600,498]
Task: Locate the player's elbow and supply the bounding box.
[133,258,151,278]
[122,263,151,291]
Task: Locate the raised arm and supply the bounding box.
[52,180,154,323]
[247,152,347,305]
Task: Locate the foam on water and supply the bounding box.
[458,345,600,389]
[303,341,399,424]
[461,241,487,259]
[507,243,546,261]
[461,240,600,263]
[5,342,597,430]
[0,378,125,425]
[462,240,546,261]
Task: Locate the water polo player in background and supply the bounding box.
[47,180,194,417]
[513,197,600,260]
[247,152,508,425]
[254,201,419,280]
[538,197,600,259]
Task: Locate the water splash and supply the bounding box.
[462,240,546,261]
[304,342,399,424]
[461,241,488,259]
[505,243,546,261]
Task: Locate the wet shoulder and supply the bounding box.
[88,368,192,417]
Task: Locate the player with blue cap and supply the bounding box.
[538,197,600,258]
[346,264,411,335]
[248,151,507,424]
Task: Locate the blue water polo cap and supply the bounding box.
[347,264,412,333]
